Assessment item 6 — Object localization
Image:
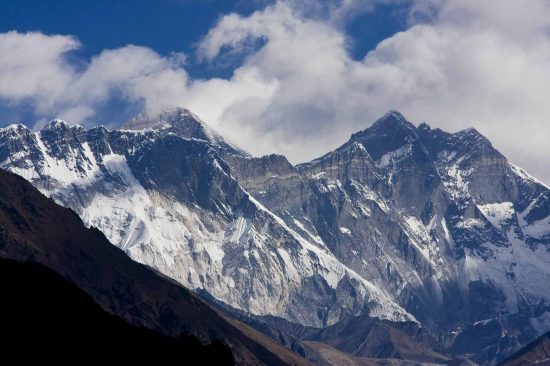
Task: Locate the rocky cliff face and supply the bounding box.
[0,109,411,329]
[241,111,550,363]
[1,108,548,364]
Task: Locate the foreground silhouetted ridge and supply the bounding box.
[0,257,233,363]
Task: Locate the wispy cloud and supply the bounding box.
[0,31,189,125]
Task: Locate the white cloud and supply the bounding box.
[0,31,189,124]
[189,1,365,160]
[63,46,188,122]
[185,0,550,184]
[0,31,79,112]
[0,0,549,184]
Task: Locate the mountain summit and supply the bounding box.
[122,107,248,157]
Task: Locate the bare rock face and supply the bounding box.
[0,108,549,365]
[229,111,550,364]
[0,109,412,329]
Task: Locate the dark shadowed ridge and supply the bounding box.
[0,169,312,366]
[498,331,550,366]
[0,257,234,364]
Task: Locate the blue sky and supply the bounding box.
[0,0,260,79]
[0,0,407,79]
[0,0,549,183]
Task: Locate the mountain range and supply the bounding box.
[0,108,548,365]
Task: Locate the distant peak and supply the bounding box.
[51,119,67,126]
[385,109,406,120]
[344,111,419,161]
[370,110,415,131]
[0,123,27,132]
[42,119,70,130]
[155,106,197,120]
[458,127,481,135]
[350,110,415,141]
[454,127,491,144]
[418,122,431,130]
[122,107,198,131]
[121,108,250,157]
[162,106,190,114]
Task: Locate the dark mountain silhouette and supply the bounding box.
[0,256,233,364]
